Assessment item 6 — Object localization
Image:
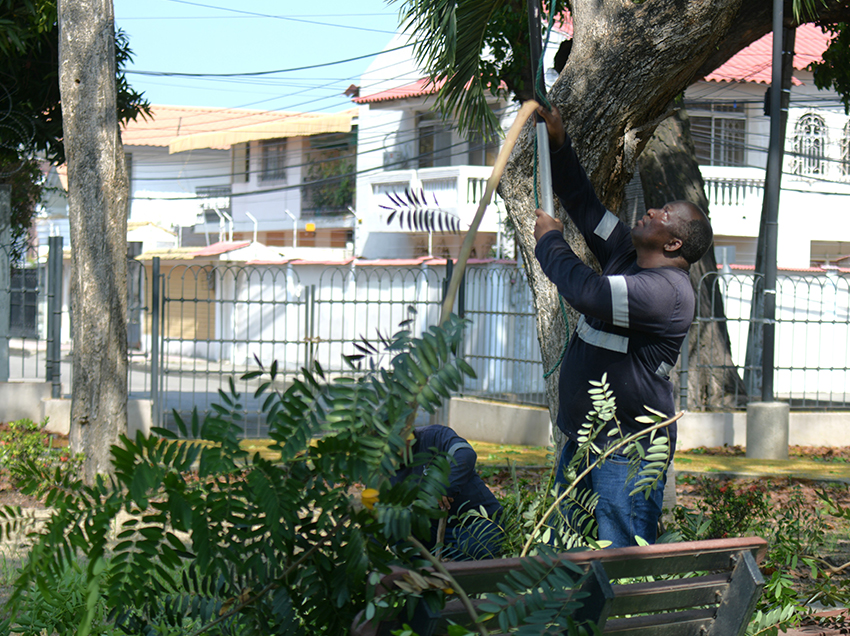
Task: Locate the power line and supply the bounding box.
[125,43,414,78]
[164,0,398,34]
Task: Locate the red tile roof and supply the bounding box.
[356,23,832,105]
[354,78,441,105]
[193,241,252,257]
[705,23,831,84]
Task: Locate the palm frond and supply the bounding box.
[390,0,507,140]
[379,188,462,234]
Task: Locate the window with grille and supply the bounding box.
[260,138,288,182]
[418,113,452,169]
[689,103,746,166]
[792,113,827,177]
[196,185,232,223]
[841,121,850,179]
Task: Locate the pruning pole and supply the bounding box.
[438,100,539,324]
[433,100,539,559]
[527,0,554,218]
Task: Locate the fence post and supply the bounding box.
[46,235,63,398]
[151,257,161,428]
[308,284,316,369]
[0,185,10,383]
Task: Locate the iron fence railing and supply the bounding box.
[5,240,850,437]
[690,270,850,411]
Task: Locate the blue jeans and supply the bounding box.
[553,439,666,548]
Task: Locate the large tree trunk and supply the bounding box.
[501,0,850,426]
[637,107,747,410]
[501,0,744,425]
[58,0,129,481]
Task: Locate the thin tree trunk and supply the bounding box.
[58,0,129,481]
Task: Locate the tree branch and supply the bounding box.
[408,535,490,636]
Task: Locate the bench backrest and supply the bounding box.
[352,536,767,636]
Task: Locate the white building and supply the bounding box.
[36,105,360,260]
[351,29,568,260]
[685,23,850,270]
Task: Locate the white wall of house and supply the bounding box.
[686,68,850,270]
[353,29,566,260]
[230,137,306,234]
[128,145,231,229]
[127,224,178,253]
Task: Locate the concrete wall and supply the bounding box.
[1,381,153,438]
[4,381,850,450]
[445,396,850,450]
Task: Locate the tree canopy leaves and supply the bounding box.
[0,0,150,166]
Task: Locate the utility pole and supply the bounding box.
[747,0,790,460]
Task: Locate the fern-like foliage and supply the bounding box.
[476,545,598,635]
[521,374,673,553]
[380,188,462,234]
[0,314,478,636]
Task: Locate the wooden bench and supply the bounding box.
[352,536,767,636]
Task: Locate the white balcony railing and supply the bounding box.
[363,165,504,233]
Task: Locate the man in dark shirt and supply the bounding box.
[533,106,713,548]
[391,425,504,560]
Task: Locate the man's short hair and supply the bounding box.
[672,202,713,264]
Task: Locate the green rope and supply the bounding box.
[543,296,571,379]
[534,4,570,381]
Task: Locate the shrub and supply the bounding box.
[0,418,83,486]
[0,314,478,636]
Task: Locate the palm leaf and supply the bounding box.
[390,0,507,140]
[379,187,462,233]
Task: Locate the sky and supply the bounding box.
[113,0,407,113]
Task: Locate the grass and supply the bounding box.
[215,439,850,482]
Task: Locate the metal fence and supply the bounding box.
[151,258,545,436]
[690,270,850,410]
[4,240,850,436]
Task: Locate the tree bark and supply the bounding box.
[58,0,128,481]
[501,0,745,425]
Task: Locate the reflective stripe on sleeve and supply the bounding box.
[594,210,619,241]
[575,316,629,354]
[447,442,473,457]
[609,276,629,328]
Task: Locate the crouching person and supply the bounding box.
[391,425,504,561]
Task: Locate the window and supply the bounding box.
[811,240,850,267]
[841,121,850,179]
[418,113,452,169]
[792,113,827,177]
[467,132,499,167]
[302,132,355,214]
[690,102,746,166]
[196,185,232,224]
[231,143,250,183]
[260,138,287,182]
